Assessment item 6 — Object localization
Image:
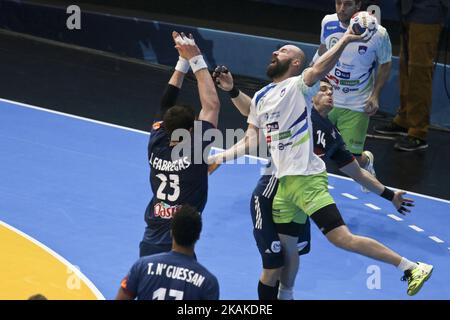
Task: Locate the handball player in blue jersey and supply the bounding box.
[140,31,220,257]
[117,205,219,300]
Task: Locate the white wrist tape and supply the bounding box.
[189,55,208,73]
[174,35,195,46]
[175,57,190,74]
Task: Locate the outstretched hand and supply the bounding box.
[212,65,234,91]
[172,31,201,60]
[392,191,415,215]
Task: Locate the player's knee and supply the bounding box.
[326,226,354,249]
[261,268,282,285]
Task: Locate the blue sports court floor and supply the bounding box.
[1,98,449,299]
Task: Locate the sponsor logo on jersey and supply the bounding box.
[264,111,280,121]
[342,87,359,93]
[154,202,181,219]
[327,74,340,85]
[280,88,286,97]
[266,122,279,133]
[337,61,356,70]
[329,37,339,48]
[358,45,368,55]
[267,130,292,144]
[339,79,360,86]
[277,141,293,150]
[335,68,351,79]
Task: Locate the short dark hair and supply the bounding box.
[320,78,331,85]
[163,105,195,137]
[171,205,202,247]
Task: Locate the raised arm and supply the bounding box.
[173,31,220,127]
[212,66,252,116]
[364,61,391,116]
[303,28,373,86]
[159,62,189,117]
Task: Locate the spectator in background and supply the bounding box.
[374,0,449,151]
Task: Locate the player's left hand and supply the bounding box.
[392,191,415,215]
[364,95,379,116]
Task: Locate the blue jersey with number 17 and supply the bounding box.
[121,251,219,300]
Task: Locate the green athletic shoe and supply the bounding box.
[401,262,433,296]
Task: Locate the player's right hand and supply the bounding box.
[172,31,201,60]
[343,24,375,43]
[212,66,234,91]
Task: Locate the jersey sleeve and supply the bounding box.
[297,69,321,98]
[247,100,260,128]
[329,145,355,168]
[375,27,392,65]
[154,84,180,123]
[121,261,141,298]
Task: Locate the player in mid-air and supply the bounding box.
[210,74,414,299]
[117,205,219,300]
[209,24,432,299]
[312,0,393,192]
[140,31,220,257]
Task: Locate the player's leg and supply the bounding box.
[250,179,284,300]
[328,108,370,168]
[272,180,310,300]
[310,202,433,296]
[285,171,433,296]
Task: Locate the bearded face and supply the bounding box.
[266,57,292,79]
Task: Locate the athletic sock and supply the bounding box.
[397,257,417,272]
[277,283,294,300]
[258,280,279,300]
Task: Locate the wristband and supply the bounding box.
[228,85,240,99]
[380,187,395,201]
[189,55,208,73]
[175,57,190,74]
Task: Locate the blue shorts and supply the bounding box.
[250,175,311,269]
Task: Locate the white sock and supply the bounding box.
[277,283,294,300]
[397,257,417,272]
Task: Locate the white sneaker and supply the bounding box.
[361,150,376,193]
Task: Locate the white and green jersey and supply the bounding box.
[320,13,392,112]
[247,70,326,178]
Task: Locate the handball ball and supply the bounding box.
[350,11,377,35]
